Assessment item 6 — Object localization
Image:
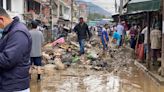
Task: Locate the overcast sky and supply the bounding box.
[83,0,120,14]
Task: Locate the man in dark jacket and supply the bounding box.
[74,17,91,55]
[0,7,32,92]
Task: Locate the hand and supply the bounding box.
[86,38,90,41]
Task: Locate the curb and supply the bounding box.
[125,46,164,85]
[134,60,164,85]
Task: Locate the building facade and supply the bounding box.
[0,0,78,29]
[0,0,25,22]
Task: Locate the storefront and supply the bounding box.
[123,0,161,69]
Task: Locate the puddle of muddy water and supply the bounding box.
[30,66,164,92]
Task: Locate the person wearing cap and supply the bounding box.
[150,26,161,65]
[30,20,44,80]
[74,17,92,55]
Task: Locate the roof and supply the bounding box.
[127,0,160,13]
[129,0,151,4]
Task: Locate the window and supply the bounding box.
[27,0,40,14]
[6,0,11,11]
[34,1,40,14]
[0,0,3,8]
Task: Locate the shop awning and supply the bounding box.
[127,0,160,13]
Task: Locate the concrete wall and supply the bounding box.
[2,0,6,9]
[2,0,24,21]
[2,0,24,13]
[11,0,24,14]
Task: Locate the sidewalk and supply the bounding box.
[126,46,164,85]
[134,61,164,85]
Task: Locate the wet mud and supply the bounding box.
[30,48,164,92]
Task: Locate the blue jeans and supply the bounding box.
[79,39,85,54]
[117,39,121,46]
[144,44,148,59]
[102,40,108,50]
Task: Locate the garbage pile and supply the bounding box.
[31,33,135,75]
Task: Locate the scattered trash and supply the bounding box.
[41,32,137,80]
[72,56,80,63]
[52,37,65,47]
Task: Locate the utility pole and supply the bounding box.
[79,4,80,17]
[161,0,164,76]
[119,0,123,22]
[50,0,54,40]
[57,0,60,22]
[147,12,151,69]
[115,0,117,12]
[71,0,73,31]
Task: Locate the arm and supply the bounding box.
[141,29,145,34]
[0,32,29,70]
[150,31,152,42]
[41,32,45,45]
[73,25,77,33]
[86,24,92,38]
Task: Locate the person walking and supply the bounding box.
[101,24,109,50]
[150,26,161,65]
[112,30,121,48]
[97,26,103,48]
[30,20,44,80]
[74,17,92,55]
[52,25,59,40]
[141,25,148,60]
[116,22,124,46]
[129,24,138,49]
[0,7,32,92]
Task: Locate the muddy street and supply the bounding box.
[30,48,164,92]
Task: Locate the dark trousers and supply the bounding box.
[31,57,42,66]
[152,49,160,63]
[30,57,42,80]
[130,37,136,49]
[119,35,123,46]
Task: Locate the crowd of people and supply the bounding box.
[76,18,162,67]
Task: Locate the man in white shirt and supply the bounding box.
[116,23,124,46]
[141,26,148,60]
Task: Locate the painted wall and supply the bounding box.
[2,0,24,21]
[11,0,24,14]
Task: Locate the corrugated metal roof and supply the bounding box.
[129,0,151,4]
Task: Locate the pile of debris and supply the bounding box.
[31,33,135,75]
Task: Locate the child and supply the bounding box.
[112,30,121,48]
